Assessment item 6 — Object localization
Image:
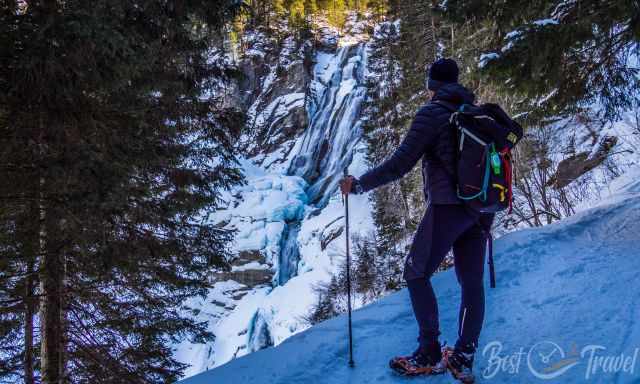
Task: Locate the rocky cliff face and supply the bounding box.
[212,29,317,299]
[240,32,313,159]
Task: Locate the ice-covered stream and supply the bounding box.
[276,222,301,286]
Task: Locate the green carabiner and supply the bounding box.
[490,145,501,176]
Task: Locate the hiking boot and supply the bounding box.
[389,343,446,376]
[444,344,476,383]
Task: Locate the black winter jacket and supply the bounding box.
[358,83,476,205]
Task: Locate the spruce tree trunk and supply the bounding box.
[36,2,66,379]
[38,119,64,383]
[39,219,64,384]
[427,10,437,63]
[24,260,34,384]
[24,197,40,384]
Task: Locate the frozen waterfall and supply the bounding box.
[289,43,368,207]
[275,43,368,287]
[175,39,374,377]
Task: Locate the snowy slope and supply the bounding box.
[180,169,640,384]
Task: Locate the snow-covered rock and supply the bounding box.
[237,28,313,160]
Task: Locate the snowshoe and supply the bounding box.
[389,348,446,377]
[444,346,476,384]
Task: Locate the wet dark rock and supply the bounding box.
[214,219,230,229]
[234,28,313,161]
[232,290,250,301]
[246,60,310,158]
[307,208,323,219]
[215,268,273,288]
[211,299,228,308]
[550,136,618,189]
[215,248,274,290]
[234,250,263,265]
[321,225,344,251]
[316,26,338,52]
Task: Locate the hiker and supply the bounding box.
[340,58,494,383]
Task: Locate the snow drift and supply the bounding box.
[179,169,640,384]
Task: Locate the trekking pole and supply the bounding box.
[487,233,496,288]
[343,168,355,368]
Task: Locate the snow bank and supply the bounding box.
[180,171,640,384]
[532,18,559,26]
[478,53,499,68]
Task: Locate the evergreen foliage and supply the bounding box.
[0,1,242,382]
[360,4,443,278]
[439,0,640,120]
[359,0,638,260]
[244,0,384,31]
[307,234,399,325]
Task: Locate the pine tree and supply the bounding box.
[304,0,319,15]
[353,236,378,302]
[360,3,443,273]
[440,0,640,121]
[306,276,341,324]
[1,1,243,382]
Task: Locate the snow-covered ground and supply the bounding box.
[180,168,640,384]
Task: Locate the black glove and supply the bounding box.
[340,175,363,195]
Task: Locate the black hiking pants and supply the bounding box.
[404,204,494,353]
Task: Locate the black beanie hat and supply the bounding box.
[427,58,459,91]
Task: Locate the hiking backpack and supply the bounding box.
[434,101,523,289]
[434,101,523,215]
